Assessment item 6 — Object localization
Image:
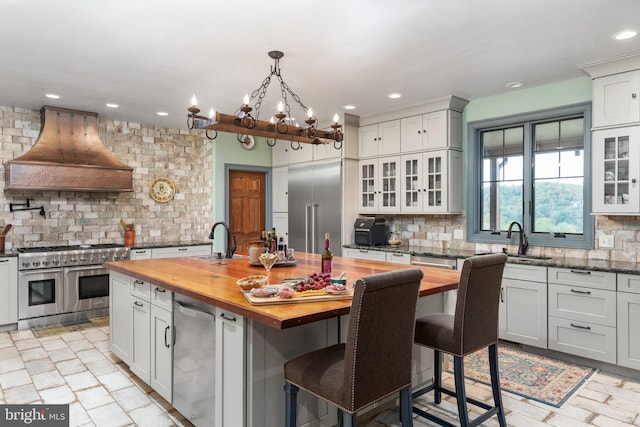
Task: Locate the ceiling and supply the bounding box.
[1,0,640,130]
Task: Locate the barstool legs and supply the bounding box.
[452,356,470,426]
[284,382,298,427]
[488,344,507,427]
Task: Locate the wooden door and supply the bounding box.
[229,170,266,255]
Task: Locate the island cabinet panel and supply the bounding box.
[247,318,339,427]
[215,308,246,427]
[109,272,133,363]
[0,257,18,326]
[130,296,151,382]
[150,305,172,401]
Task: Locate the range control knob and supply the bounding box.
[32,261,40,267]
[52,260,60,266]
[21,261,30,268]
[42,261,50,266]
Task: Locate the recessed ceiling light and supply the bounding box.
[612,30,638,40]
[505,81,525,89]
[388,93,402,99]
[106,103,119,108]
[45,93,60,99]
[156,111,169,116]
[343,105,356,110]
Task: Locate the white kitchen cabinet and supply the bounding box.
[592,126,640,214]
[129,248,152,260]
[342,248,387,262]
[313,141,342,161]
[109,272,133,363]
[130,295,151,382]
[272,166,288,212]
[0,257,18,326]
[617,291,640,370]
[358,120,401,158]
[215,308,246,427]
[386,252,411,264]
[272,141,290,166]
[151,244,212,259]
[499,264,547,348]
[547,267,617,363]
[150,304,173,402]
[288,142,314,164]
[592,70,640,128]
[272,212,289,247]
[400,150,462,214]
[400,110,462,152]
[357,156,401,213]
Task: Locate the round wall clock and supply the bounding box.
[150,177,176,203]
[239,134,256,150]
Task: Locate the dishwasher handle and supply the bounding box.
[175,301,216,322]
[411,261,456,269]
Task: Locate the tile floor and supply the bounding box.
[1,325,640,426]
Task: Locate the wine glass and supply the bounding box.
[259,252,279,284]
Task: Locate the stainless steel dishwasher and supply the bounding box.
[411,255,459,314]
[173,293,216,427]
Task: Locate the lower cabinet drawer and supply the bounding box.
[548,316,616,364]
[548,284,616,327]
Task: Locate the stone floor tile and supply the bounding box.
[547,412,593,427]
[24,358,56,376]
[2,384,40,404]
[0,368,32,389]
[622,380,640,393]
[128,403,175,427]
[41,338,71,352]
[69,402,92,427]
[86,402,132,427]
[592,414,637,427]
[65,371,100,392]
[111,385,154,412]
[85,358,118,377]
[502,393,551,421]
[0,346,20,361]
[20,347,49,362]
[596,381,640,403]
[75,348,107,364]
[556,404,593,422]
[31,370,66,390]
[82,330,108,344]
[591,372,626,387]
[505,411,552,427]
[76,385,115,410]
[9,329,36,341]
[47,347,77,363]
[0,356,25,374]
[15,338,42,351]
[39,384,76,404]
[579,386,610,403]
[56,358,87,376]
[93,341,110,354]
[572,396,637,424]
[59,331,86,343]
[68,339,95,352]
[97,370,133,392]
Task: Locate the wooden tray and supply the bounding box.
[248,260,297,268]
[242,285,353,305]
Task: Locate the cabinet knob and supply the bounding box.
[633,93,637,99]
[418,130,421,134]
[633,178,637,184]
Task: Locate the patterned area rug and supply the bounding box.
[452,345,596,407]
[31,316,109,338]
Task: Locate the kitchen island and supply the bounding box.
[105,252,460,427]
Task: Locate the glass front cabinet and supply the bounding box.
[358,156,401,213]
[592,126,640,214]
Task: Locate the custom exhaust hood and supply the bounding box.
[4,106,133,192]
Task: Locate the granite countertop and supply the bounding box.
[343,243,640,275]
[130,241,212,250]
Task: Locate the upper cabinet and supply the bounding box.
[592,70,640,128]
[358,120,401,158]
[358,156,401,213]
[400,110,462,152]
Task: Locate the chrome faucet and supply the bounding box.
[506,221,528,255]
[209,221,237,259]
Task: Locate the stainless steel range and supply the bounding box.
[17,244,130,329]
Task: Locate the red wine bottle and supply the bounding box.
[321,233,333,274]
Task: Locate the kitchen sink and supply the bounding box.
[191,254,248,261]
[475,252,552,261]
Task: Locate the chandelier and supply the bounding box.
[187,50,343,150]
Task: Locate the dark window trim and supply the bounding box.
[466,103,594,250]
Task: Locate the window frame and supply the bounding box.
[466,103,594,250]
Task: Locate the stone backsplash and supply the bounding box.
[386,214,640,263]
[0,106,212,250]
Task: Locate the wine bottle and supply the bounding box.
[270,227,277,253]
[321,233,333,274]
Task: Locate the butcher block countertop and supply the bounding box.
[104,252,460,329]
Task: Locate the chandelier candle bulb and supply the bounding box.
[190,94,197,107]
[278,101,284,113]
[243,94,250,105]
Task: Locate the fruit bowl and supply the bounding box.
[388,239,402,246]
[236,275,267,290]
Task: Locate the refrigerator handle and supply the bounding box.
[312,203,319,253]
[305,204,311,252]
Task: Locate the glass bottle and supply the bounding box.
[321,233,333,274]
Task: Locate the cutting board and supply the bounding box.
[242,287,353,305]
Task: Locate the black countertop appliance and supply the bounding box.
[354,217,387,246]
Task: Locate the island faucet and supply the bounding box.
[506,221,528,255]
[209,221,237,259]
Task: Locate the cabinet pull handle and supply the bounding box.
[500,287,504,303]
[164,326,171,348]
[155,287,166,293]
[569,269,591,275]
[0,259,9,263]
[134,250,147,254]
[178,248,188,251]
[220,313,237,322]
[570,323,591,330]
[359,250,369,253]
[134,280,144,285]
[391,253,403,257]
[570,289,591,295]
[134,301,143,307]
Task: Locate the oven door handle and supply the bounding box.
[21,268,65,275]
[63,265,108,273]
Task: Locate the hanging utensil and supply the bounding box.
[1,224,12,236]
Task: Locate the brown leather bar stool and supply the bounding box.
[283,269,424,427]
[412,253,508,427]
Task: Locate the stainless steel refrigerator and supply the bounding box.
[288,160,342,256]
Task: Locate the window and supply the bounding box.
[467,104,593,249]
